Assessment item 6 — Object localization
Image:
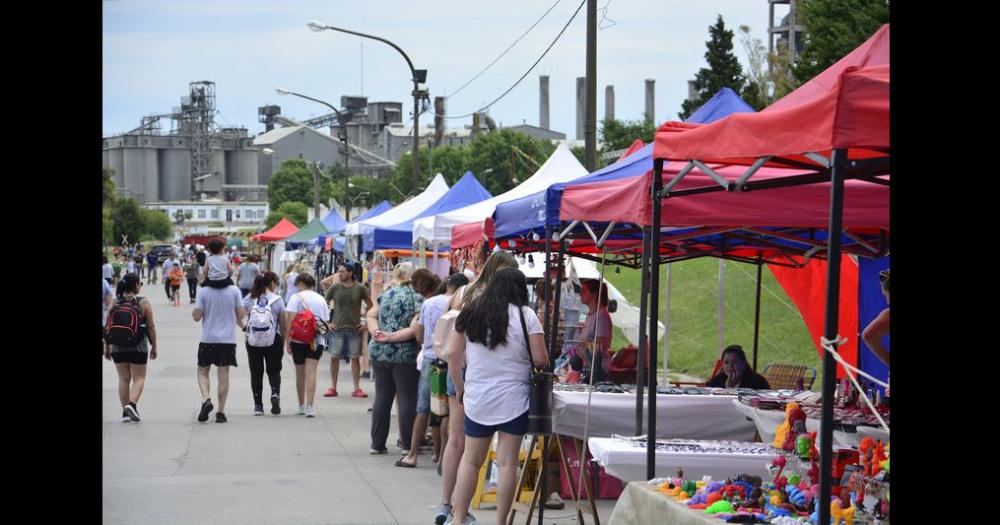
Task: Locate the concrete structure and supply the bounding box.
[103,131,257,204]
[539,75,550,130]
[576,77,586,140]
[769,0,806,60]
[605,85,615,122]
[144,199,269,226]
[645,79,656,124]
[253,125,396,187]
[506,124,566,142]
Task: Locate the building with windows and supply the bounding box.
[144,200,269,226]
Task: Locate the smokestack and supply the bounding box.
[539,75,550,130]
[605,85,615,122]
[576,77,586,140]
[687,80,698,103]
[434,96,445,146]
[644,79,655,124]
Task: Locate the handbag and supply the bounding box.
[519,306,552,435]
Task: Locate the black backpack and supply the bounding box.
[105,297,146,347]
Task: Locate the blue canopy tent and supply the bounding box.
[352,200,393,222]
[493,87,755,241]
[366,172,491,251]
[319,200,393,256]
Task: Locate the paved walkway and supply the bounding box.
[103,281,616,524]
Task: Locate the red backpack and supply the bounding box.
[289,293,318,346]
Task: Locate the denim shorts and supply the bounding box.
[326,329,362,358]
[464,410,529,438]
[446,367,466,397]
[416,355,434,415]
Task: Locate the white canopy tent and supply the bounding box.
[343,173,449,236]
[412,144,587,245]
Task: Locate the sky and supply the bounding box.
[103,0,779,138]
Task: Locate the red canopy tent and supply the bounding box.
[253,218,299,242]
[640,26,890,521]
[451,217,495,251]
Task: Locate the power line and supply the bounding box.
[445,0,563,101]
[439,0,587,120]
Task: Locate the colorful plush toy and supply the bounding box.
[704,500,736,514]
[785,485,807,507]
[706,492,722,505]
[782,406,808,452]
[773,403,800,448]
[770,455,788,480]
[831,498,856,525]
[858,438,876,476]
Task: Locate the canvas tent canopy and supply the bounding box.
[253,218,299,242]
[413,144,587,246]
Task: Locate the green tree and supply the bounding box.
[465,129,555,196]
[600,118,656,153]
[267,159,335,211]
[570,145,587,168]
[140,208,172,240]
[679,15,749,120]
[103,167,117,245]
[793,0,889,85]
[103,167,117,205]
[265,201,309,229]
[112,198,143,244]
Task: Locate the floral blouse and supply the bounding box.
[368,284,424,364]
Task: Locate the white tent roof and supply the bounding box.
[343,174,449,236]
[412,144,587,244]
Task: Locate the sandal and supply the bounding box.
[395,458,417,468]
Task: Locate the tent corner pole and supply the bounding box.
[647,159,664,480]
[818,148,847,525]
[753,256,763,371]
[635,226,650,436]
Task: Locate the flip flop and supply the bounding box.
[395,459,417,468]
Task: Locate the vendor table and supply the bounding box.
[588,437,776,483]
[731,399,889,448]
[553,391,757,442]
[608,481,721,525]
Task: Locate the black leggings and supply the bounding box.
[370,359,420,450]
[187,278,198,300]
[246,340,283,405]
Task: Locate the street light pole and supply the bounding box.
[276,87,352,220]
[307,21,427,196]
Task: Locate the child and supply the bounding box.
[200,238,236,289]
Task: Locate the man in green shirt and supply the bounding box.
[324,263,374,398]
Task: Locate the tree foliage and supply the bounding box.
[679,15,749,120]
[111,197,144,244]
[600,118,656,153]
[265,201,309,229]
[267,159,334,211]
[738,25,800,110]
[793,0,890,84]
[140,208,173,240]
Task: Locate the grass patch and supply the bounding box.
[603,258,823,389]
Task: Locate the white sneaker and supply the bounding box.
[444,513,478,525]
[304,406,316,418]
[297,405,306,415]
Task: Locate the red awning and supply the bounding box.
[654,25,889,167]
[451,217,494,250]
[253,218,299,242]
[560,164,888,229]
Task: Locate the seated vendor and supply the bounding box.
[569,279,613,382]
[705,345,771,389]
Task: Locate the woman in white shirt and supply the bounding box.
[283,273,330,418]
[447,267,547,525]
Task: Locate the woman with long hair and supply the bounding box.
[104,274,158,423]
[284,273,330,418]
[447,268,547,525]
[367,267,440,455]
[434,250,518,524]
[705,345,771,389]
[243,272,289,415]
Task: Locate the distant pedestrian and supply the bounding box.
[146,251,159,284]
[162,254,178,300]
[237,254,261,298]
[192,267,246,424]
[201,238,235,288]
[323,262,373,399]
[168,263,184,307]
[103,255,115,285]
[102,278,115,327]
[104,274,158,423]
[243,272,289,416]
[284,273,330,418]
[185,257,200,304]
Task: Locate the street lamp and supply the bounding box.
[307,20,427,197]
[350,191,371,208]
[275,87,353,220]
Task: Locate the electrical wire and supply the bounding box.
[439,0,587,120]
[445,0,564,101]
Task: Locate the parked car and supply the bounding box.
[148,244,174,260]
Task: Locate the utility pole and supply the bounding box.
[585,0,598,171]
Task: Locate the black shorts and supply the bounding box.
[171,284,181,290]
[111,351,148,365]
[198,343,238,367]
[291,341,325,365]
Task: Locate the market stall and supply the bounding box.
[589,437,775,484]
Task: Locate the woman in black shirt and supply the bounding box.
[706,345,771,389]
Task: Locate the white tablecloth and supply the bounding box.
[732,399,890,448]
[552,391,757,441]
[608,482,722,525]
[589,437,776,482]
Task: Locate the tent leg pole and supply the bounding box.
[635,227,650,436]
[819,149,847,525]
[753,258,763,371]
[647,159,664,480]
[538,225,554,525]
[663,262,672,385]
